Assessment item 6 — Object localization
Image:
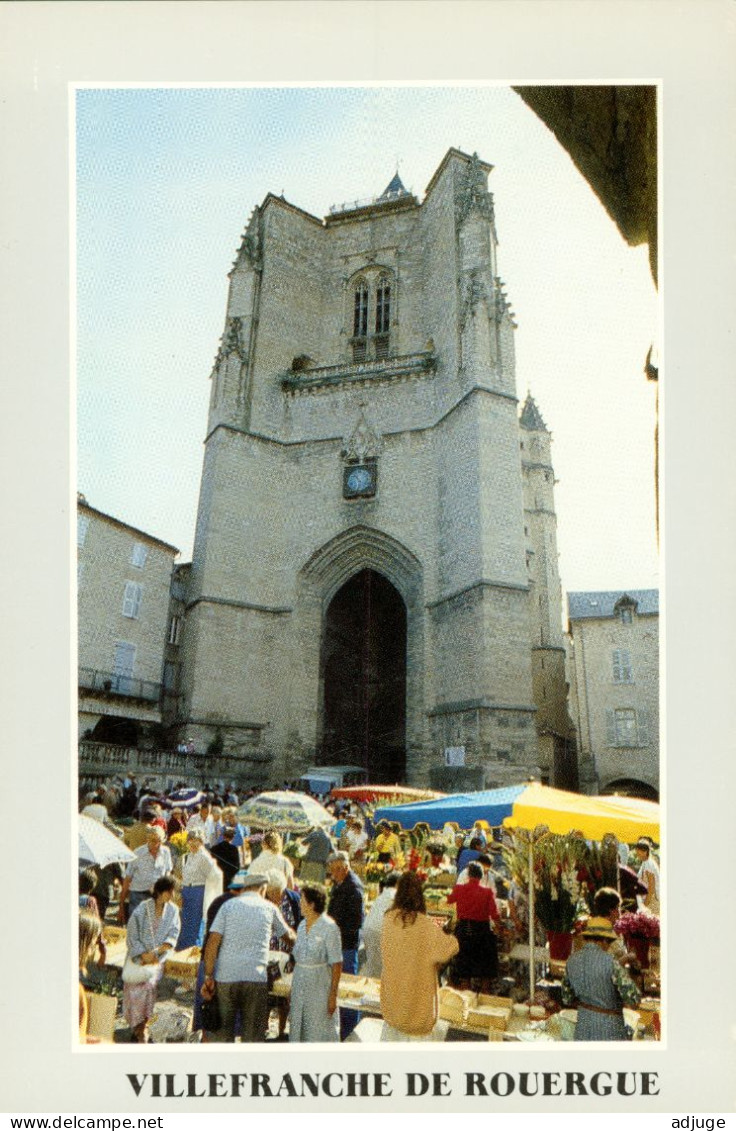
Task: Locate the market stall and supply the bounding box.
[373,783,528,831]
[374,783,660,1016]
[331,785,445,805]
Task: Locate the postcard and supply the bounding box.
[1,0,734,1119]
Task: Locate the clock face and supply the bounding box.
[343,463,376,498]
[347,467,372,492]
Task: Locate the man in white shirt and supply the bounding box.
[202,872,296,1042]
[187,802,216,847]
[456,852,498,895]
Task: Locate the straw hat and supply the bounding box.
[581,916,618,941]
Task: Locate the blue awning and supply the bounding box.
[373,784,528,830]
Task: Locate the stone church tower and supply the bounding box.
[178,148,574,789]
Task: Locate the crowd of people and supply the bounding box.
[78,782,660,1044]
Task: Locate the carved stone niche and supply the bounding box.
[341,406,383,463]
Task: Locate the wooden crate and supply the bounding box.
[165,946,201,980]
[465,1005,512,1032]
[476,993,514,1011]
[439,987,466,1024]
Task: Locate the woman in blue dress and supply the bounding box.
[178,829,223,949]
[289,883,342,1042]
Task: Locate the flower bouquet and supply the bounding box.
[168,830,189,877]
[614,909,660,968]
[365,860,391,883]
[168,830,189,857]
[614,910,660,941]
[532,835,587,933]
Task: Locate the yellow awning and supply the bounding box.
[502,782,659,843]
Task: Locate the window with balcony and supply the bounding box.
[113,640,136,678]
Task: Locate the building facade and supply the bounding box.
[77,495,180,747]
[176,148,575,790]
[566,589,659,798]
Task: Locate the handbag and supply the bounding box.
[122,955,159,985]
[122,901,160,985]
[200,993,221,1032]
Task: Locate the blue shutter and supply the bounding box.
[637,710,649,747]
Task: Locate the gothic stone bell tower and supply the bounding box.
[179,148,570,789]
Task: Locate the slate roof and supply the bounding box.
[567,589,659,621]
[519,393,548,431]
[380,172,407,199]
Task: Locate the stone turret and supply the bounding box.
[520,393,577,787]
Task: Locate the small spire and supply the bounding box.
[379,171,407,199]
[520,393,548,432]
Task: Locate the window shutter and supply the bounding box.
[131,542,148,568]
[113,641,136,677]
[637,710,649,747]
[612,650,621,681]
[606,709,616,745]
[77,515,89,547]
[122,581,142,618]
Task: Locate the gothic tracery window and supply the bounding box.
[350,270,394,363]
[353,280,368,338]
[375,275,391,334]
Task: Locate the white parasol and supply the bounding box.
[78,814,136,868]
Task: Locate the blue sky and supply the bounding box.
[76,84,659,594]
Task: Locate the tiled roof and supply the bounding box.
[567,589,659,620]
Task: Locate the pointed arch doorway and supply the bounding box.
[320,569,407,783]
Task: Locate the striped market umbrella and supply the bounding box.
[237,790,334,832]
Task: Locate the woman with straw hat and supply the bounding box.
[561,916,641,1040]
